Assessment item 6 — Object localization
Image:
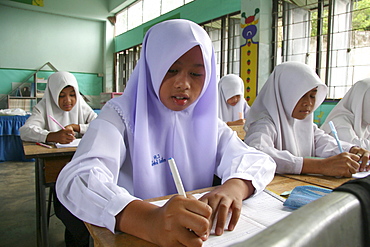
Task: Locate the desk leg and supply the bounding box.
[35,158,49,247]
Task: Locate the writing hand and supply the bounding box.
[319,153,360,177]
[199,178,254,236]
[46,128,75,144]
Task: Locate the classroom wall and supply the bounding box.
[0,5,104,73]
[0,4,107,109]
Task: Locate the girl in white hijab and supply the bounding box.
[56,19,275,246]
[321,78,370,150]
[20,71,97,143]
[218,74,250,126]
[244,61,369,177]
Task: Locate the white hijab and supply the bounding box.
[108,19,218,199]
[218,74,249,121]
[321,78,370,138]
[246,61,327,157]
[35,71,92,131]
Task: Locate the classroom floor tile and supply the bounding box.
[0,161,65,247]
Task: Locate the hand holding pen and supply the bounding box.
[328,121,369,174]
[46,115,75,143]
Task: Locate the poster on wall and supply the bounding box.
[240,8,259,105]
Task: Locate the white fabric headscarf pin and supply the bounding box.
[36,71,91,131]
[246,61,327,157]
[108,19,218,199]
[218,74,248,121]
[322,78,370,138]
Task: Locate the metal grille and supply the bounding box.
[274,0,370,99]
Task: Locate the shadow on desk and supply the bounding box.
[235,191,363,247]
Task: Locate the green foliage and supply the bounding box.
[352,0,370,31]
[310,0,370,36]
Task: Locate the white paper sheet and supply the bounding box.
[151,189,293,246]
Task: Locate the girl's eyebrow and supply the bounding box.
[173,60,204,68]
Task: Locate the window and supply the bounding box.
[115,13,241,91]
[115,0,195,36]
[274,0,370,99]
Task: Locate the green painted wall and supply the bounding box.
[0,69,102,96]
[115,0,241,52]
[314,101,338,127]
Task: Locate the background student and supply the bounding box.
[19,71,97,247]
[20,71,97,144]
[321,78,370,150]
[244,61,370,178]
[56,19,275,247]
[218,74,250,126]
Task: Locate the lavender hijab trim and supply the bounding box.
[109,19,218,199]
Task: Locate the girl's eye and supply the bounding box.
[168,69,177,73]
[190,72,203,76]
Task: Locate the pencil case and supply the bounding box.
[283,185,332,210]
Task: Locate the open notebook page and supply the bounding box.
[55,138,81,148]
[151,189,293,246]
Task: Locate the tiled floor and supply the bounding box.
[0,161,65,247]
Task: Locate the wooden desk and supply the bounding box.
[23,142,76,247]
[85,174,330,247]
[279,174,353,190]
[229,125,246,140]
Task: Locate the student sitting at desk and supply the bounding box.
[218,74,250,126]
[56,19,275,247]
[20,71,97,246]
[244,61,370,178]
[321,78,370,150]
[19,71,97,144]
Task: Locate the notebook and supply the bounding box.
[151,189,293,246]
[55,138,81,148]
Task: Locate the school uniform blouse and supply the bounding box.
[244,61,353,174]
[55,19,275,234]
[56,102,275,233]
[321,79,370,150]
[218,74,250,122]
[246,116,353,174]
[19,71,97,143]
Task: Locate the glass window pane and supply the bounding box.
[128,0,143,30]
[161,0,183,14]
[116,9,128,36]
[143,0,161,23]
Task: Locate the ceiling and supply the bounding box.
[0,0,133,21]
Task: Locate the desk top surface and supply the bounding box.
[23,142,76,158]
[228,125,245,140]
[279,174,353,190]
[85,174,353,247]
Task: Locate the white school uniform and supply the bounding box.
[244,61,353,174]
[56,19,275,233]
[321,78,370,150]
[19,71,97,143]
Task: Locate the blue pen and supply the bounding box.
[328,121,343,153]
